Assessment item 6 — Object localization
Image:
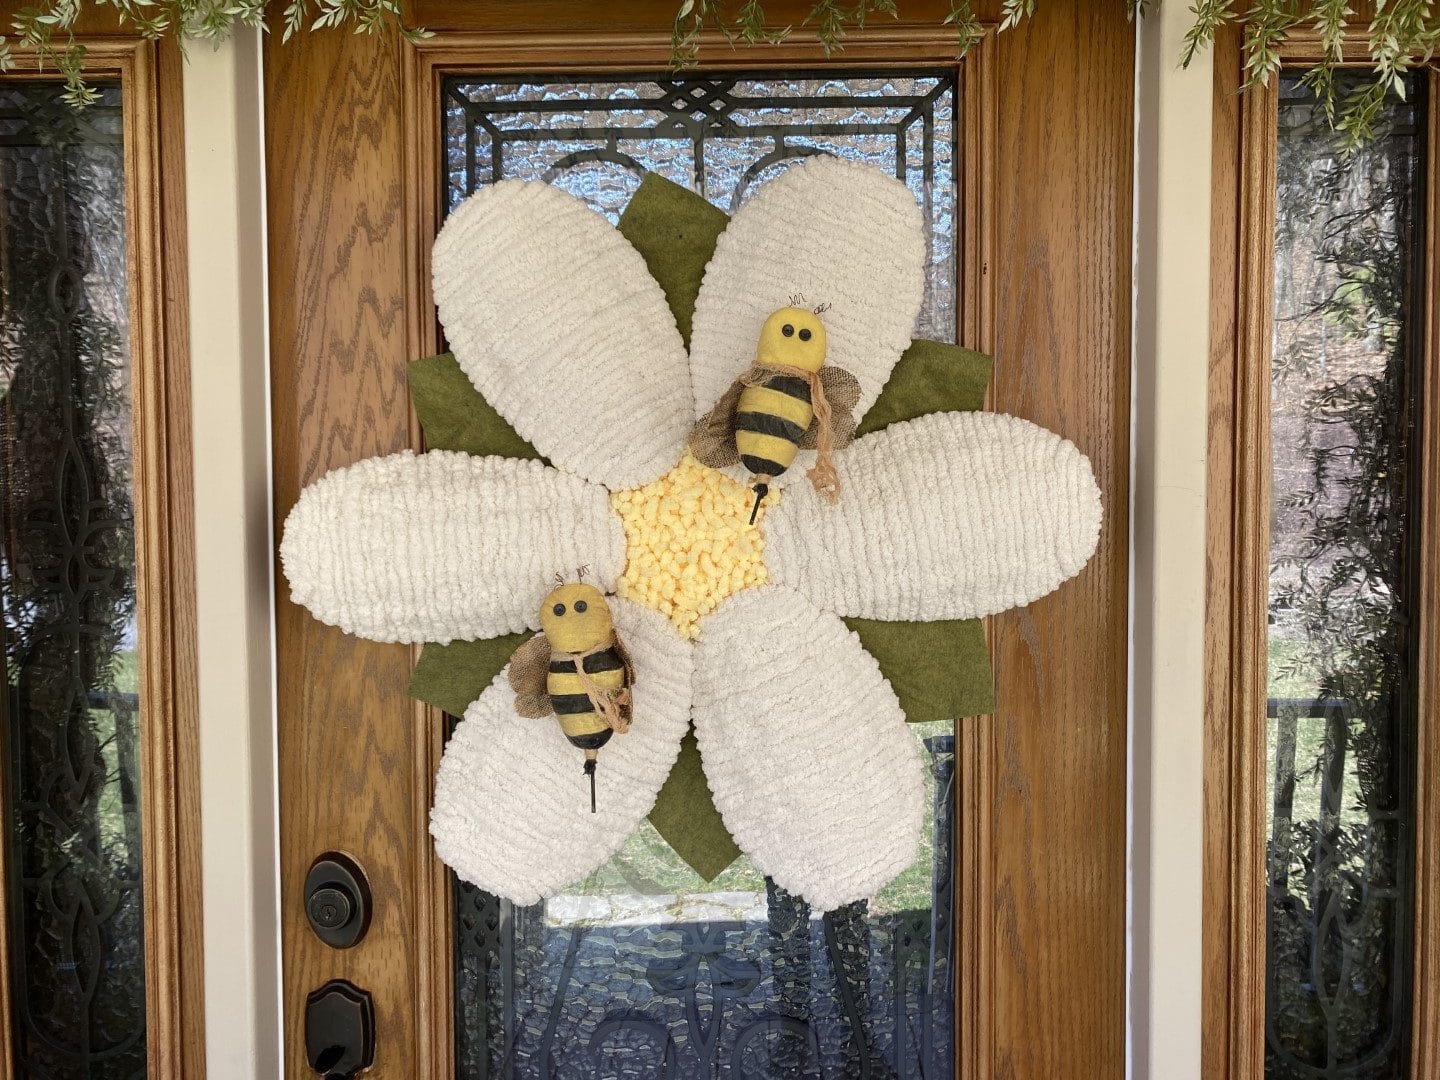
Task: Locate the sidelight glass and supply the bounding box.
[444,70,959,1079]
[0,83,146,1078]
[1266,70,1426,1079]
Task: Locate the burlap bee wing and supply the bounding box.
[800,365,861,451]
[688,378,745,469]
[507,632,554,718]
[609,631,636,732]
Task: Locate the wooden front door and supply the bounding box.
[265,4,1132,1077]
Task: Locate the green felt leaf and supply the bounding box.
[408,634,529,717]
[857,338,994,436]
[846,617,996,721]
[618,173,729,347]
[407,352,543,460]
[648,727,740,881]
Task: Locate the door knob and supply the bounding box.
[304,852,371,949]
[305,980,374,1079]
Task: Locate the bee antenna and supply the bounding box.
[577,564,590,581]
[788,291,807,308]
[553,571,565,587]
[814,301,832,315]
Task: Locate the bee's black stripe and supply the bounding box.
[741,453,787,477]
[765,374,811,402]
[566,730,612,751]
[550,692,598,715]
[548,649,625,675]
[735,411,806,443]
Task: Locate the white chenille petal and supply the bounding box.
[688,156,925,428]
[280,451,623,643]
[430,599,691,905]
[432,180,692,490]
[692,586,924,912]
[764,411,1103,621]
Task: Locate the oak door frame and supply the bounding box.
[269,4,1131,1077]
[402,27,996,1076]
[1205,25,1440,1080]
[0,32,205,1080]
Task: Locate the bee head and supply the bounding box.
[756,305,827,373]
[540,582,614,654]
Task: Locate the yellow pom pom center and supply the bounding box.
[612,454,773,639]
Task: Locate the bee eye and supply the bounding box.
[552,603,566,616]
[798,328,812,341]
[575,600,588,613]
[781,323,795,337]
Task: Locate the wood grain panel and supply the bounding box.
[1410,67,1440,1080]
[957,36,999,1080]
[264,22,422,1080]
[984,5,1131,1077]
[411,0,968,31]
[1204,24,1269,1080]
[149,36,209,1080]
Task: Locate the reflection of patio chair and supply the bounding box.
[451,731,958,1078]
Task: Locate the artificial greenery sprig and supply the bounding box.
[674,0,1437,146]
[0,0,429,107]
[4,0,1439,144]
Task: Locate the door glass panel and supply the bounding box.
[445,70,958,1079]
[1266,70,1425,1079]
[0,83,146,1078]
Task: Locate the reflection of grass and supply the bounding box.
[89,649,138,851]
[110,649,137,694]
[1268,634,1318,698]
[876,719,945,915]
[566,719,947,915]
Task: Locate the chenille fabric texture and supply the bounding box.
[765,411,1104,622]
[280,156,1105,912]
[693,586,925,912]
[432,600,691,905]
[432,179,692,491]
[280,451,624,642]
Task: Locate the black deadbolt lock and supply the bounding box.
[305,979,374,1079]
[305,852,371,949]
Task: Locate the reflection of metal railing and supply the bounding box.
[1267,696,1352,895]
[1264,695,1408,1078]
[85,690,138,710]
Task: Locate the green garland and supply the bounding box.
[0,0,429,106]
[4,0,1435,141]
[674,0,1439,145]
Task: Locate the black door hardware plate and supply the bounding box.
[305,979,375,1079]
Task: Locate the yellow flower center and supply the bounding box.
[611,453,773,639]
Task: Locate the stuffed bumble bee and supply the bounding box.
[507,578,634,812]
[690,302,861,522]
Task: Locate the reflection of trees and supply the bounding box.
[1265,74,1421,1078]
[0,85,145,1078]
